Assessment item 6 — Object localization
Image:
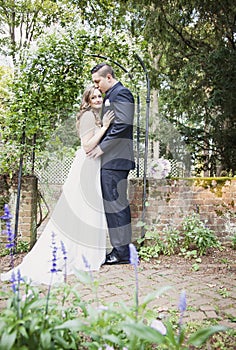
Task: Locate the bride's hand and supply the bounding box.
[103,110,115,129]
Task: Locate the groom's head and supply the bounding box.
[91,63,117,93]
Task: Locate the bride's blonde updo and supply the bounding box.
[76,86,102,133]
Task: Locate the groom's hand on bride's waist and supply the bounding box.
[87,146,104,159]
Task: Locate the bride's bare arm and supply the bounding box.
[80,110,114,153]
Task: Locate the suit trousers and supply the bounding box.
[101,168,132,259]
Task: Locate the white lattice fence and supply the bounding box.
[35,157,74,184]
[35,156,185,185]
[169,159,186,178]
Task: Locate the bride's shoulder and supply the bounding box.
[80,110,96,126]
[80,110,95,120]
[79,110,96,136]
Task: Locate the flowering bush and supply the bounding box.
[148,157,171,179]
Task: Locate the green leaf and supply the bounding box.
[136,221,145,227]
[188,325,229,346]
[40,329,51,348]
[24,299,46,312]
[53,333,76,348]
[0,330,17,350]
[29,317,40,333]
[18,325,29,339]
[74,269,93,284]
[122,322,165,344]
[141,286,172,307]
[0,320,6,331]
[103,333,121,344]
[165,321,178,346]
[54,319,85,331]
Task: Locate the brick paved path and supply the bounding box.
[72,255,236,330]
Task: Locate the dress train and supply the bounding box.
[1,149,107,285]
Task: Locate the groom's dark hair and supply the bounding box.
[91,63,115,78]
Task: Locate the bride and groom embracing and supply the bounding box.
[1,63,135,285]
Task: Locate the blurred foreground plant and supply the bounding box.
[55,245,229,349]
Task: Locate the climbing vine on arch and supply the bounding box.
[0,28,143,176]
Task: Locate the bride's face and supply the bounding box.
[89,88,103,110]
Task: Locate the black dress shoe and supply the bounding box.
[105,250,114,259]
[103,252,130,265]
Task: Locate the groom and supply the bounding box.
[88,62,135,265]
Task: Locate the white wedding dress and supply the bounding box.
[1,124,107,285]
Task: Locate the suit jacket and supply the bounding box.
[99,82,135,170]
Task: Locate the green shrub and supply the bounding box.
[137,213,221,261]
[181,213,221,255]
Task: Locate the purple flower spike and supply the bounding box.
[1,204,15,268]
[178,290,187,333]
[60,240,67,283]
[129,243,139,266]
[10,269,23,292]
[10,271,17,293]
[51,247,58,273]
[82,255,94,282]
[129,243,139,318]
[60,241,67,260]
[17,269,22,282]
[50,232,58,273]
[178,290,187,313]
[82,255,91,270]
[0,204,12,220]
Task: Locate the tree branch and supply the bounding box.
[160,5,197,51]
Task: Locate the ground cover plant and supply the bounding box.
[137,212,222,262]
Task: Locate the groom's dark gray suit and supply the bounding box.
[99,81,135,260]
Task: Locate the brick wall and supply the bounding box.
[1,176,235,248]
[129,178,236,243]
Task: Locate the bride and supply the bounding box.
[1,86,114,285]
